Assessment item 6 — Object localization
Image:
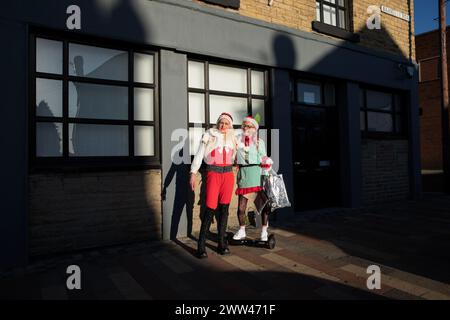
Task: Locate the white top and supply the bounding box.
[190,128,238,174]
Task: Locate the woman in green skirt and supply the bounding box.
[233,116,273,241]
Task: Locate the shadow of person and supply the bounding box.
[162,137,195,241]
[36,100,61,157]
[268,33,297,222]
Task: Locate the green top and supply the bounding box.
[236,138,268,190]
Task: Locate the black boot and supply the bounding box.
[197,207,214,258]
[217,204,231,255]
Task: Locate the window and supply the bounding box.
[313,1,359,42]
[292,80,336,107]
[419,57,440,82]
[31,33,159,169]
[187,60,267,155]
[316,0,348,30]
[360,88,407,136]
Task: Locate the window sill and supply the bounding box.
[361,131,408,140]
[200,0,240,9]
[29,159,162,174]
[312,21,360,42]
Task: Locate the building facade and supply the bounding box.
[416,28,448,172]
[0,0,420,270]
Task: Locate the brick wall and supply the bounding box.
[419,81,442,170]
[192,0,415,59]
[29,170,162,257]
[416,29,450,170]
[361,139,410,205]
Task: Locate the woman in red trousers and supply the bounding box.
[189,112,237,258]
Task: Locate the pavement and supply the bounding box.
[1,192,450,300]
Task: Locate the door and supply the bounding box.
[292,105,340,211]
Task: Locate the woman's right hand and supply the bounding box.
[189,173,197,191]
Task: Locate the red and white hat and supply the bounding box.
[243,116,259,130]
[217,112,233,125]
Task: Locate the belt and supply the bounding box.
[238,164,260,168]
[206,165,233,173]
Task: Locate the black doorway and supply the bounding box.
[291,79,341,211]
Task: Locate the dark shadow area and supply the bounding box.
[268,5,449,287]
[0,239,390,300]
[270,194,450,284]
[422,171,444,192]
[163,138,195,240]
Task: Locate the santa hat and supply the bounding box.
[243,116,259,130]
[217,112,233,125]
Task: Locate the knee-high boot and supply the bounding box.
[197,207,214,258]
[217,204,231,255]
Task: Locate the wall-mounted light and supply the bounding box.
[268,0,274,6]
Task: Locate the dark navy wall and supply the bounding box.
[0,0,415,89]
[0,20,29,269]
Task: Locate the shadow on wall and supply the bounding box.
[162,137,196,240]
[29,0,164,258]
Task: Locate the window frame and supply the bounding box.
[316,0,349,31]
[313,0,359,42]
[291,78,336,108]
[186,57,270,156]
[29,29,161,172]
[360,86,409,139]
[418,56,441,83]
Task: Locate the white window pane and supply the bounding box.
[69,82,128,120]
[297,82,321,105]
[188,61,205,89]
[36,122,62,157]
[339,10,346,29]
[366,90,393,111]
[189,127,205,156]
[69,43,128,81]
[189,93,205,123]
[323,5,336,26]
[251,99,265,126]
[134,125,154,156]
[251,71,264,95]
[327,0,336,3]
[209,64,247,93]
[360,111,366,130]
[209,95,247,125]
[36,78,62,117]
[367,112,393,132]
[134,88,154,121]
[69,123,128,156]
[338,0,345,6]
[36,38,62,74]
[316,1,321,21]
[134,53,154,84]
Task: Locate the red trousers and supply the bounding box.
[205,171,234,210]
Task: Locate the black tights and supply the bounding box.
[237,194,269,227]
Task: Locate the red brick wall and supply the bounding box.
[416,29,450,170]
